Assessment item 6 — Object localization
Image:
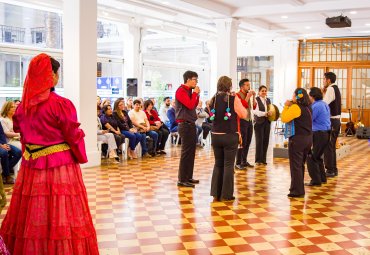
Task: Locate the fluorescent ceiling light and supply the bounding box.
[305,26,311,29]
[349,11,357,14]
[281,15,288,19]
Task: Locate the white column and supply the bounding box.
[124,25,143,98]
[63,0,100,167]
[215,18,240,91]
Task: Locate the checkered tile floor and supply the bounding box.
[1,135,370,255]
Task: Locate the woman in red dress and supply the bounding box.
[0,53,99,255]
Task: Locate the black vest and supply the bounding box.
[211,93,237,134]
[254,97,270,124]
[294,104,312,136]
[175,86,197,123]
[329,85,341,117]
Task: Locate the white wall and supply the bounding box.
[237,36,299,108]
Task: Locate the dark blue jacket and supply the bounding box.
[167,107,178,132]
[0,124,7,144]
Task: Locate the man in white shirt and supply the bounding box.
[128,100,154,157]
[323,72,341,177]
[159,97,171,127]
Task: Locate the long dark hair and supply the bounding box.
[209,76,233,107]
[294,88,310,107]
[50,57,60,74]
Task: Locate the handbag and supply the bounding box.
[150,125,160,131]
[284,120,295,139]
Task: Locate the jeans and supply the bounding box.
[0,144,22,177]
[121,131,141,150]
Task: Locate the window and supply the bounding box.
[0,3,62,49]
[237,56,274,101]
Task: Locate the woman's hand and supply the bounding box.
[102,130,109,134]
[284,100,293,107]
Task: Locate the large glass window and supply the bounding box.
[0,3,62,49]
[237,56,274,102]
[0,52,63,93]
[97,20,124,57]
[96,59,124,103]
[299,39,370,62]
[142,30,211,107]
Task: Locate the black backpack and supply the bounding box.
[146,136,155,155]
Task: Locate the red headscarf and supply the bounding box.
[21,53,54,114]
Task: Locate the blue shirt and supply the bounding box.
[312,100,331,131]
[167,107,178,132]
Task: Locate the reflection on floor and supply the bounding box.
[1,135,370,255]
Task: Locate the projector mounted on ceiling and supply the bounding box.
[326,15,352,28]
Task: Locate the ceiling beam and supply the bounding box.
[181,0,236,17]
[287,0,305,6]
[233,0,370,17]
[240,17,285,31]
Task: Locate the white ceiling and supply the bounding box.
[4,0,370,39]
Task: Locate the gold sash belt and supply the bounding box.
[24,143,70,160]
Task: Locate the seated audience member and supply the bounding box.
[0,101,21,149]
[100,105,125,151]
[97,96,102,107]
[159,97,171,128]
[100,98,111,108]
[113,99,150,159]
[14,100,21,108]
[97,106,119,162]
[167,99,178,133]
[150,97,158,112]
[126,97,133,111]
[129,100,157,156]
[144,100,169,155]
[0,124,21,184]
[195,100,211,146]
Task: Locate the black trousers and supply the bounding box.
[201,123,212,139]
[288,134,312,196]
[236,120,253,165]
[307,131,330,184]
[112,133,125,148]
[210,133,239,200]
[156,126,169,150]
[178,122,197,182]
[254,120,271,163]
[324,119,341,174]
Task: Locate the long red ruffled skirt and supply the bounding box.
[0,163,99,255]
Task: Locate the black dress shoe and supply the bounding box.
[177,182,195,188]
[326,172,336,177]
[305,182,321,187]
[221,196,235,202]
[235,164,246,170]
[287,193,305,198]
[262,162,267,165]
[244,162,254,168]
[188,179,199,184]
